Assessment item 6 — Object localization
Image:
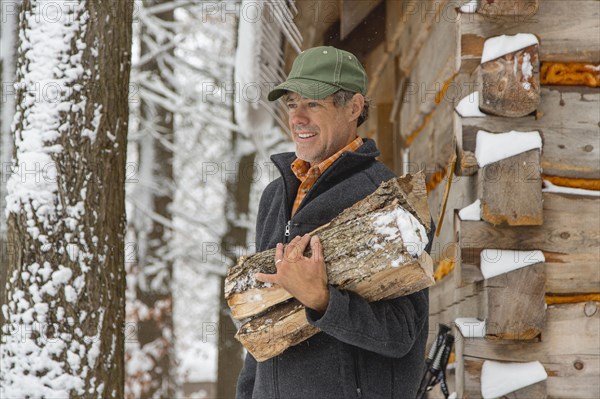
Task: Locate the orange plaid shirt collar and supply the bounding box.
[290,136,364,216]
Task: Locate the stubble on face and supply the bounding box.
[288,96,355,166]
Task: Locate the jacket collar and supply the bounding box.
[270,139,381,217]
[270,138,380,181]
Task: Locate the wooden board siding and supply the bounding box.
[399,10,459,140]
[406,97,457,187]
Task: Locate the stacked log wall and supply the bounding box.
[378,1,600,397]
[286,1,598,396]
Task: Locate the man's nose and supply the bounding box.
[290,108,309,125]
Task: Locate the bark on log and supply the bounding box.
[237,253,433,361]
[225,172,433,320]
[226,173,436,361]
[480,44,540,117]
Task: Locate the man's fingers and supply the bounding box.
[287,234,311,260]
[286,234,308,261]
[298,233,312,248]
[275,243,284,264]
[310,235,323,261]
[255,272,277,284]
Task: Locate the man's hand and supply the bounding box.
[255,234,329,314]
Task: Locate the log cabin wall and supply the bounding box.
[286,1,599,397]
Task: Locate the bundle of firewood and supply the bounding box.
[224,172,435,361]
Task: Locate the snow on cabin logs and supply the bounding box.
[479,33,540,117]
[481,360,548,399]
[224,173,435,361]
[455,91,487,118]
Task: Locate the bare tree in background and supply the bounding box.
[124,0,176,397]
[0,1,133,396]
[217,135,254,398]
[0,0,21,328]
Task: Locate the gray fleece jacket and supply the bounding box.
[236,139,433,399]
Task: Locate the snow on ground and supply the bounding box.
[458,199,481,221]
[480,249,545,279]
[481,360,547,398]
[475,130,542,167]
[455,92,486,117]
[481,33,539,63]
[174,273,220,383]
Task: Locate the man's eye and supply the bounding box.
[286,103,297,110]
[307,102,319,108]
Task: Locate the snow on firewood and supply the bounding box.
[373,206,428,258]
[475,130,542,167]
[543,179,600,197]
[455,318,486,338]
[481,360,548,398]
[458,199,481,221]
[480,249,545,279]
[481,33,539,64]
[455,92,487,117]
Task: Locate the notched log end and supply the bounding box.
[480,44,541,117]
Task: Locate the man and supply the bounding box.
[236,46,434,399]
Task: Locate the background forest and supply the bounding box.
[0,0,297,397]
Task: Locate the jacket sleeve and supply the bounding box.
[306,287,428,358]
[235,352,257,399]
[305,219,435,358]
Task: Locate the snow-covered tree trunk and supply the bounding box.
[0,0,20,327]
[217,134,255,399]
[125,0,176,397]
[0,1,133,397]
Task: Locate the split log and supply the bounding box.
[237,249,433,361]
[225,172,432,320]
[480,43,540,117]
[226,173,436,361]
[478,149,543,226]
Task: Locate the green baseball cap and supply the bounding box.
[268,46,368,101]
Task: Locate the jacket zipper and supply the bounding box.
[353,352,362,398]
[284,220,291,241]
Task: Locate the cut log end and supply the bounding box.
[480,44,541,118]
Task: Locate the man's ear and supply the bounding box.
[349,93,365,122]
